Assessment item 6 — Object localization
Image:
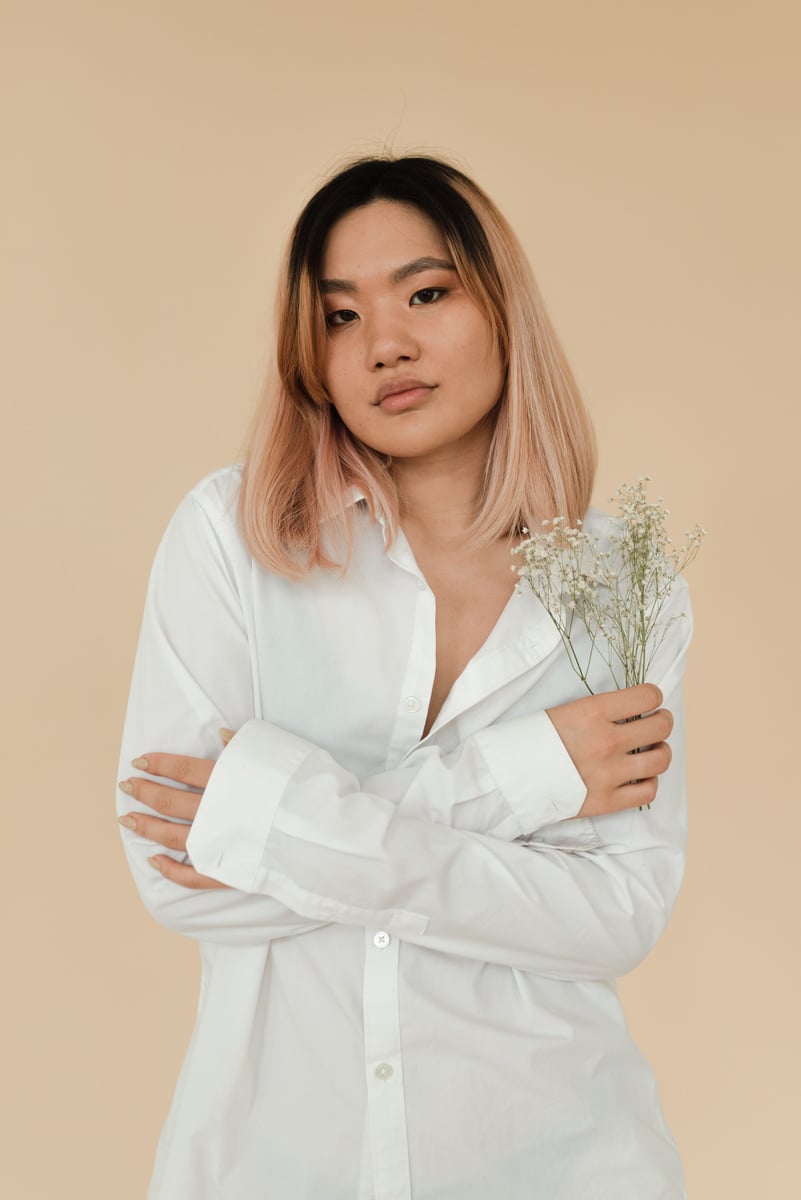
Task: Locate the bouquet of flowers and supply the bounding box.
[513,479,704,809]
[513,478,704,695]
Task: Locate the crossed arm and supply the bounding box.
[120,683,673,891]
[116,484,690,976]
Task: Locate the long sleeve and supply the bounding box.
[118,476,587,946]
[116,486,335,945]
[353,710,587,840]
[187,586,693,980]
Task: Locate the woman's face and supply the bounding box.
[319,199,505,465]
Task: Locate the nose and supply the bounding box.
[365,305,420,370]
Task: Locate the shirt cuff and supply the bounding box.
[472,709,588,834]
[186,719,311,890]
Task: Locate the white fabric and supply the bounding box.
[117,464,692,1199]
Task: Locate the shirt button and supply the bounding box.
[416,578,427,591]
[404,696,421,713]
[373,931,391,949]
[375,1063,394,1081]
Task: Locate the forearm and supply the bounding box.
[186,685,688,980]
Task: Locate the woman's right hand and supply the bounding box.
[546,684,673,817]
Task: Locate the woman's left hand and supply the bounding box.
[117,733,234,890]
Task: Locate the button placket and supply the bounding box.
[362,928,411,1198]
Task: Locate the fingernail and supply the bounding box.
[131,756,149,770]
[118,780,134,795]
[148,856,162,873]
[219,728,235,745]
[118,815,137,831]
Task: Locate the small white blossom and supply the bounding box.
[512,478,705,698]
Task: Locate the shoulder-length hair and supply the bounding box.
[239,153,596,576]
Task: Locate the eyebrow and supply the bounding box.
[319,256,457,295]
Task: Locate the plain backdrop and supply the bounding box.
[3,1,799,1195]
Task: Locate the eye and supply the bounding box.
[324,287,448,329]
[325,308,359,328]
[410,287,447,306]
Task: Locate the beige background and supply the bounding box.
[3,1,799,1195]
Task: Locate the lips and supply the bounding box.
[374,377,433,406]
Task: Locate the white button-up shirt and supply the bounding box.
[117,464,692,1199]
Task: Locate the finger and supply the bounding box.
[130,752,215,790]
[119,777,201,820]
[614,777,659,810]
[618,708,674,754]
[604,683,663,723]
[118,810,191,853]
[581,775,659,815]
[613,743,672,786]
[149,855,229,890]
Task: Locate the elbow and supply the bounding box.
[609,849,685,977]
[121,844,200,938]
[119,836,214,941]
[612,902,673,978]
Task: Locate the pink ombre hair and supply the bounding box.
[238,154,596,577]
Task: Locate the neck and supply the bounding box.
[391,435,490,549]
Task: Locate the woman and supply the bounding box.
[117,154,690,1198]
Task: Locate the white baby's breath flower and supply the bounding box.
[512,478,704,696]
